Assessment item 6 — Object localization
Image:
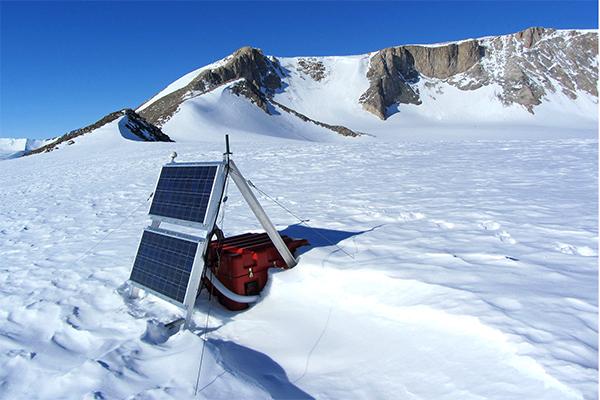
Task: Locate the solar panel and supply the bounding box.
[149,163,223,227]
[130,228,202,304]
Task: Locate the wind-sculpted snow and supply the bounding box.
[0,137,596,399]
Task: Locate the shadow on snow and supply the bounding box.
[202,339,314,399]
[281,223,382,256]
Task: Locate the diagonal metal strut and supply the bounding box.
[228,160,298,268]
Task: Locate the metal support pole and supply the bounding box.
[183,162,228,329]
[228,160,297,268]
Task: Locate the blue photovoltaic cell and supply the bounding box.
[149,165,218,225]
[130,230,199,303]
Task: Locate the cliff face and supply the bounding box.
[360,27,598,119]
[359,41,485,119]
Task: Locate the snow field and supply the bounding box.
[0,135,597,399]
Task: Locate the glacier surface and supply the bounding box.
[0,130,597,399]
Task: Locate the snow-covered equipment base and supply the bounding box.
[128,136,301,326]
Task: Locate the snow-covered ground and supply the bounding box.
[0,128,596,399]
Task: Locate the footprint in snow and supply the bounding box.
[398,212,426,222]
[496,230,517,245]
[6,349,36,359]
[431,219,455,229]
[480,221,501,231]
[555,242,597,257]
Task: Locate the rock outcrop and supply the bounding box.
[515,26,546,48]
[483,27,598,109]
[360,27,598,119]
[360,41,485,119]
[296,58,326,81]
[138,47,283,126]
[359,48,422,120]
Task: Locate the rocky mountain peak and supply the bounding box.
[138,46,283,126]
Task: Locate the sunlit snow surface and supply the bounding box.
[0,136,597,399]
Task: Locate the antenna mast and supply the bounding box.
[224,134,232,163]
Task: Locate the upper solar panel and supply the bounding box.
[130,228,201,304]
[149,163,221,226]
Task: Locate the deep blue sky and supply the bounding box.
[1,1,597,139]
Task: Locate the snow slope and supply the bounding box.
[0,128,596,399]
[137,56,234,113]
[161,81,350,143]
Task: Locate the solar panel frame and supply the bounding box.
[129,227,206,308]
[148,161,226,230]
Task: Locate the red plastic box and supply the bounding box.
[204,232,308,310]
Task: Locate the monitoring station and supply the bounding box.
[128,136,298,328]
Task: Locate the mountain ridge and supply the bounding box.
[5,26,598,155]
[26,109,171,155]
[136,26,597,137]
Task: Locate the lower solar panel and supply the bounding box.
[130,229,202,304]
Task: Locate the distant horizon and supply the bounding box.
[1,1,598,139]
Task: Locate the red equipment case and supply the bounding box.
[205,232,308,310]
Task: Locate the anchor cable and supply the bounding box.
[73,191,154,265]
[228,169,355,259]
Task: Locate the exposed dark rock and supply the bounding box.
[359,47,422,119]
[360,41,484,119]
[138,47,283,126]
[405,40,484,79]
[134,27,596,129]
[297,58,326,81]
[27,109,171,155]
[229,80,271,114]
[479,28,598,113]
[121,109,172,142]
[515,27,550,48]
